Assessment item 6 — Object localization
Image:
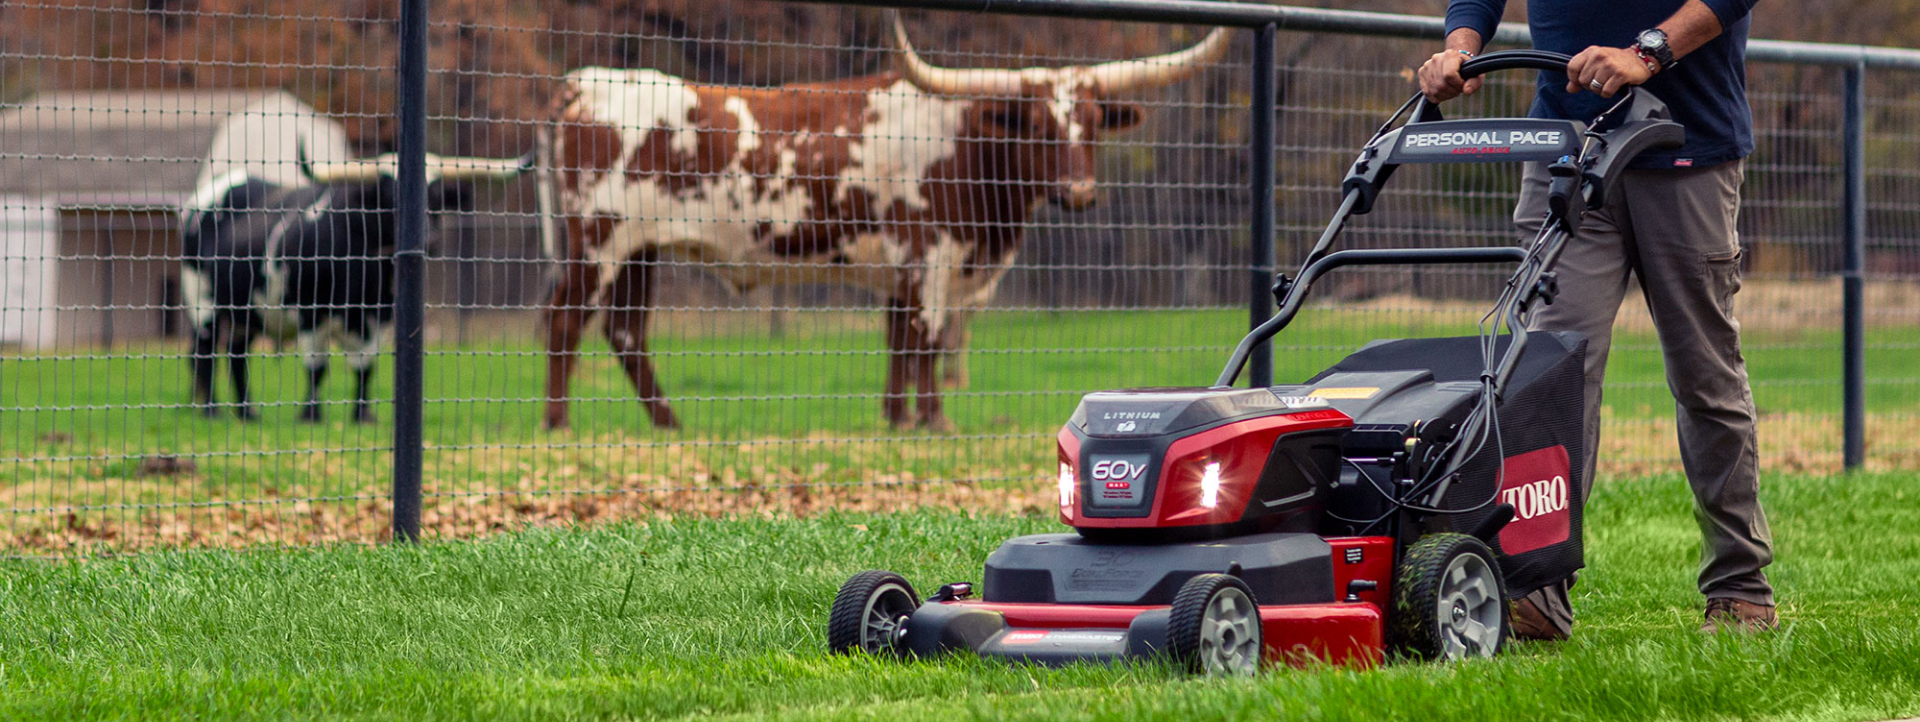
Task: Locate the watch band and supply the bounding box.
[1635,29,1676,69]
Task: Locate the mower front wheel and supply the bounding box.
[828,570,920,656]
[1389,533,1509,661]
[1167,573,1263,676]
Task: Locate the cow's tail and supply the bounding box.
[534,116,562,332]
[535,122,559,264]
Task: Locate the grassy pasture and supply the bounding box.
[3,298,1917,551]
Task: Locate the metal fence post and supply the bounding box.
[1842,62,1866,472]
[1247,22,1276,388]
[391,0,429,541]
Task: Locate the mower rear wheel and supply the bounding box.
[1167,573,1263,676]
[827,570,920,656]
[1389,533,1508,661]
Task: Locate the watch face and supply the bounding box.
[1638,29,1667,49]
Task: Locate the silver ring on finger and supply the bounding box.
[1589,78,1605,92]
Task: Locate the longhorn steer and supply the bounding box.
[542,17,1229,432]
[180,153,525,422]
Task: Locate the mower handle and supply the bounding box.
[1410,50,1576,124]
[1458,49,1573,80]
[1214,244,1529,388]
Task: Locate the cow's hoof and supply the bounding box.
[234,406,258,422]
[298,407,324,423]
[198,405,221,419]
[352,409,376,425]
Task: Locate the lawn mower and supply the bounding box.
[828,50,1685,674]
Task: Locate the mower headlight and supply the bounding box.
[1199,461,1222,509]
[1058,462,1076,507]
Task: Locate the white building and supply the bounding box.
[0,90,347,349]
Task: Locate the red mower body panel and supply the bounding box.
[927,597,1385,669]
[1057,388,1353,535]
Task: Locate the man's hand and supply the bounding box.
[1566,46,1656,99]
[1419,49,1482,103]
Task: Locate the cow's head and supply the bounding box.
[892,14,1229,211]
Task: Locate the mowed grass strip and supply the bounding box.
[3,471,1917,722]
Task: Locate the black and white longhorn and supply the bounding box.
[179,148,528,422]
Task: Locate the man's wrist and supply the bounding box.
[1444,27,1484,55]
[1630,46,1663,74]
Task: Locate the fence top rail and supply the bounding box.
[801,0,1920,70]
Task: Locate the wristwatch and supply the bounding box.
[1634,28,1676,70]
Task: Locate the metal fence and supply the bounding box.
[2,0,1916,555]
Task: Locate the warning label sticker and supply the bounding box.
[1308,387,1380,399]
[998,630,1127,646]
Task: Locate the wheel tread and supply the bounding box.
[827,570,917,654]
[1166,573,1260,674]
[1388,533,1508,661]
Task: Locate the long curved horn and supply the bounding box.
[1083,27,1232,93]
[301,147,389,184]
[890,11,1025,96]
[433,152,535,181]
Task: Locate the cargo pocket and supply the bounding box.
[1702,247,1744,312]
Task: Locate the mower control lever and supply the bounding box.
[926,582,975,602]
[1546,156,1585,231]
[1532,271,1559,306]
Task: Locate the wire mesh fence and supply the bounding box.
[2,1,1916,555]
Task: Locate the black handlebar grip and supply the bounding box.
[1459,49,1574,80]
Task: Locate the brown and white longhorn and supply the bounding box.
[541,14,1229,431]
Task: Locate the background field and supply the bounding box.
[3,470,1916,722]
[6,292,1919,552]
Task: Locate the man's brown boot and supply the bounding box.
[1509,597,1570,641]
[1701,598,1777,633]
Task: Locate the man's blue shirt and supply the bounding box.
[1445,0,1757,168]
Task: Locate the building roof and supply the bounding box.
[0,90,350,207]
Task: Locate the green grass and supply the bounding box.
[2,471,1917,721]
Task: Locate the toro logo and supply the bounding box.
[1496,445,1573,555]
[1090,459,1150,481]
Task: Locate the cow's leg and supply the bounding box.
[883,302,914,429]
[296,319,330,423]
[225,313,258,421]
[190,316,221,417]
[938,311,971,390]
[345,322,384,424]
[604,255,679,430]
[183,265,222,416]
[543,260,602,430]
[912,318,951,433]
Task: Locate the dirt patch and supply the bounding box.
[1331,279,1919,333]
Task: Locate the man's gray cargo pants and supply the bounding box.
[1513,159,1776,635]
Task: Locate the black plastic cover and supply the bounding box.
[1068,387,1331,438]
[982,532,1335,606]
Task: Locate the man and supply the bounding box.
[1418,0,1777,637]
